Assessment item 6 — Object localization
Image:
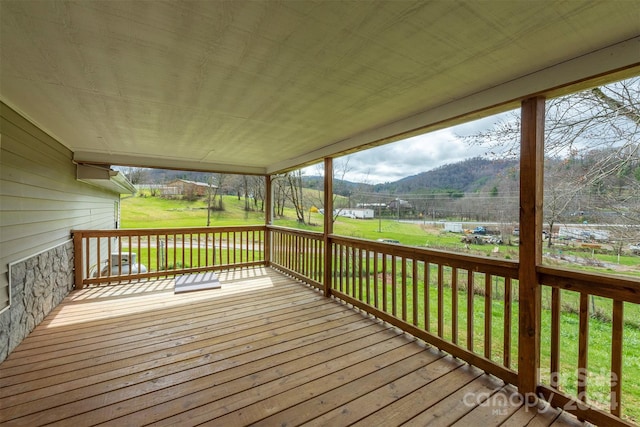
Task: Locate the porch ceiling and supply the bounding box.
[1,1,639,175]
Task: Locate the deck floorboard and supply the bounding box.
[0,267,586,426]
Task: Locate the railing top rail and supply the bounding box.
[538,265,640,303]
[267,225,325,239]
[72,225,267,236]
[329,234,519,278]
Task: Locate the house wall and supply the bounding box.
[0,102,120,362]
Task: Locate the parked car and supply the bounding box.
[473,226,487,235]
[630,243,640,255]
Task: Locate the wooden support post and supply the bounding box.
[73,231,84,290]
[323,157,334,297]
[518,96,545,402]
[264,175,272,266]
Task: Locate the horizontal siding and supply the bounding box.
[0,195,117,212]
[0,102,119,309]
[0,148,125,199]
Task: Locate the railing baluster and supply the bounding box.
[137,234,142,276]
[334,243,340,292]
[126,235,131,278]
[485,273,492,360]
[86,236,92,280]
[302,235,307,276]
[317,238,322,282]
[148,235,152,273]
[305,239,318,280]
[219,231,223,266]
[238,230,242,265]
[401,257,407,321]
[437,264,443,338]
[289,233,294,272]
[173,233,177,270]
[467,271,474,351]
[550,287,561,389]
[503,277,512,369]
[107,237,112,276]
[287,233,291,270]
[611,300,623,417]
[166,234,170,272]
[358,248,364,301]
[412,259,418,326]
[578,293,589,403]
[341,245,347,294]
[96,236,101,279]
[452,267,458,344]
[205,232,210,268]
[391,255,397,317]
[118,237,123,276]
[424,262,430,332]
[351,246,357,297]
[345,245,351,297]
[307,237,312,279]
[197,233,201,267]
[313,239,317,281]
[239,230,243,265]
[365,249,371,305]
[373,251,379,309]
[284,232,288,269]
[303,235,307,277]
[155,235,160,272]
[382,254,387,312]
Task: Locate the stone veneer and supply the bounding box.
[0,241,74,363]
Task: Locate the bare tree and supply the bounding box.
[286,170,306,223]
[206,175,215,226]
[465,77,640,234]
[249,176,265,211]
[121,167,148,185]
[273,176,288,217]
[311,157,356,223]
[542,159,583,247]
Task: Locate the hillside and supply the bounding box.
[373,157,517,194]
[127,157,515,196]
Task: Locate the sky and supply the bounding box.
[308,112,516,184]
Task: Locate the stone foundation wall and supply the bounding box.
[0,241,74,363]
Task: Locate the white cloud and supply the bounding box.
[303,110,516,184]
[338,128,489,184]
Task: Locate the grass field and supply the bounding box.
[120,194,639,422]
[120,194,266,228]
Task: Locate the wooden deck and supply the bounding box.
[1,267,588,426]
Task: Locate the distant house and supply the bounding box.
[387,199,413,210]
[166,179,216,197]
[336,208,375,219]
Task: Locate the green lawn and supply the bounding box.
[120,194,265,228]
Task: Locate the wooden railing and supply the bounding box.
[71,225,640,425]
[269,226,325,291]
[266,229,639,426]
[327,234,519,386]
[72,226,266,289]
[536,266,640,426]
